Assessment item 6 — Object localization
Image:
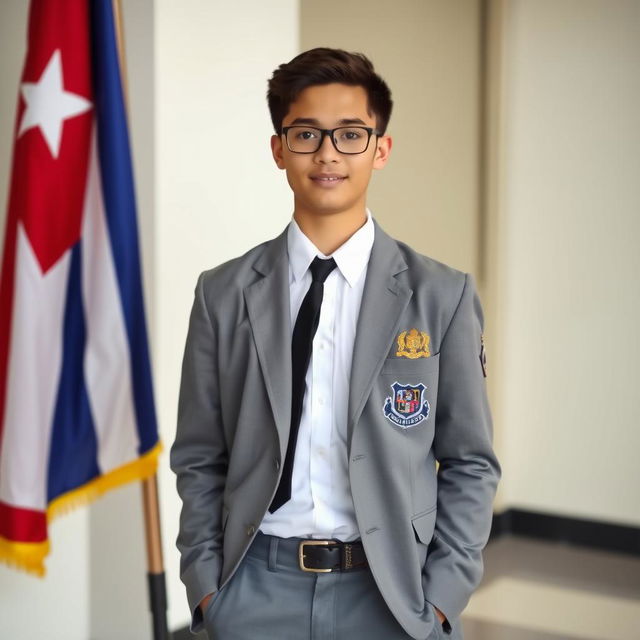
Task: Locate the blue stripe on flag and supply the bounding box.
[48,244,100,502]
[90,1,158,454]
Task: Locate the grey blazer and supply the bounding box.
[170,220,500,638]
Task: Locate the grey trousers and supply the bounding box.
[202,532,452,640]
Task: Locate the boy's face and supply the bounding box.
[271,83,391,220]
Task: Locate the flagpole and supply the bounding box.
[142,474,170,640]
[111,2,169,639]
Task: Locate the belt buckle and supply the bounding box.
[299,540,333,573]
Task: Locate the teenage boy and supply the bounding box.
[171,48,500,640]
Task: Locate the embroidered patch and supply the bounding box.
[396,328,430,359]
[383,381,430,428]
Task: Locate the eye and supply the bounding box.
[296,128,319,140]
[336,128,366,141]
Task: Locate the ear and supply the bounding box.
[271,134,286,170]
[373,135,392,170]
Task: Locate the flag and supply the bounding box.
[0,0,160,576]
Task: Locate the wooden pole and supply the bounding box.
[141,474,169,640]
[111,2,169,638]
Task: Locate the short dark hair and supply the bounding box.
[267,47,393,135]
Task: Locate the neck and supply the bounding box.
[293,207,368,255]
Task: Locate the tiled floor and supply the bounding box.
[461,535,640,640]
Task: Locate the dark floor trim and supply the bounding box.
[491,508,640,556]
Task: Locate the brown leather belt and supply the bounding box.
[298,539,369,573]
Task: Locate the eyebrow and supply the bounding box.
[288,117,368,127]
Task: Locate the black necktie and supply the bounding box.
[269,256,337,513]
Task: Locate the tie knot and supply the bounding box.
[309,257,337,283]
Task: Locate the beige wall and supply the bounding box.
[495,0,640,525]
[301,0,483,276]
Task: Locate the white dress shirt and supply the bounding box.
[259,211,374,541]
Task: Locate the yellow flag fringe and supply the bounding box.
[0,441,162,576]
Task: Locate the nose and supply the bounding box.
[314,131,340,163]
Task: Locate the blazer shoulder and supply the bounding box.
[198,234,279,299]
[394,238,468,304]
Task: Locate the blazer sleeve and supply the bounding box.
[422,273,501,627]
[170,272,228,633]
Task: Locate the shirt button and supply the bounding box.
[318,397,324,405]
[247,525,256,536]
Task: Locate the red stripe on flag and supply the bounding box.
[0,501,47,543]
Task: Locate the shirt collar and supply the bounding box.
[287,210,374,288]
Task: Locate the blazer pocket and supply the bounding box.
[412,505,437,545]
[381,352,440,375]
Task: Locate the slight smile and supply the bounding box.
[310,173,347,186]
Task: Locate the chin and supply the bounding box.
[305,195,360,216]
[309,204,354,218]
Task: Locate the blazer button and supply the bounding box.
[247,525,256,536]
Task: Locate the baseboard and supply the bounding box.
[491,508,640,556]
[172,509,640,638]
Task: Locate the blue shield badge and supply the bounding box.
[383,381,430,428]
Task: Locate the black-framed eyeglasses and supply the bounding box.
[282,126,380,155]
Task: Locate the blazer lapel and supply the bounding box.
[348,221,412,447]
[244,228,292,459]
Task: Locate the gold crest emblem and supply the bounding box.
[396,328,431,359]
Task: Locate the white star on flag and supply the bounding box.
[18,49,92,158]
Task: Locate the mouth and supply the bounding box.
[310,173,347,186]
